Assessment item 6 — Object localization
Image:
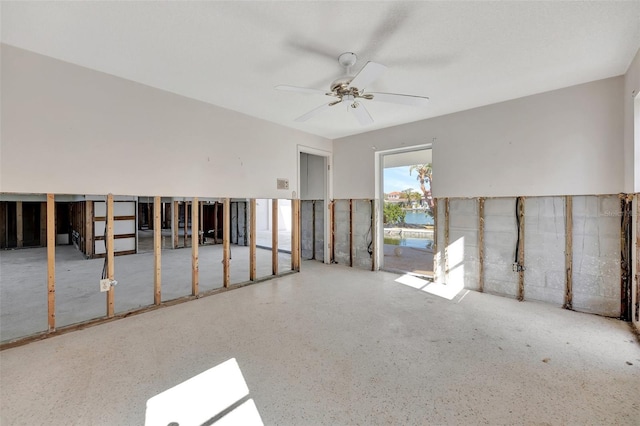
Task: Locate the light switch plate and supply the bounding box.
[277,178,289,190]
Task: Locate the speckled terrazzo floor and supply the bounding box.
[1,261,639,425]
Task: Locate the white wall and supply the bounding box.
[623,49,640,193]
[333,77,624,199]
[299,153,325,200]
[0,44,332,198]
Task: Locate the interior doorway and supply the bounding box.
[299,148,330,264]
[378,147,434,276]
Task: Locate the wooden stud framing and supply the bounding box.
[249,199,257,280]
[85,201,93,257]
[172,201,179,249]
[153,196,162,305]
[517,196,525,302]
[563,196,573,310]
[371,200,376,271]
[272,199,278,275]
[223,198,231,287]
[330,201,335,263]
[444,198,450,282]
[46,194,56,332]
[192,198,199,296]
[291,199,300,272]
[213,202,219,244]
[183,201,189,248]
[636,194,639,322]
[620,194,633,321]
[16,201,23,248]
[433,198,438,281]
[199,202,204,245]
[106,194,115,318]
[349,199,354,267]
[478,197,485,293]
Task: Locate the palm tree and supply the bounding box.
[409,163,434,213]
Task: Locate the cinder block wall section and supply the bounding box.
[448,199,480,291]
[300,200,324,261]
[572,195,621,316]
[483,198,519,298]
[434,194,631,318]
[329,200,374,270]
[523,197,566,306]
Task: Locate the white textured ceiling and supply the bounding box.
[2,1,639,139]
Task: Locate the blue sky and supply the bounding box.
[384,166,430,193]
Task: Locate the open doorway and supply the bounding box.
[379,147,434,276]
[299,148,330,264]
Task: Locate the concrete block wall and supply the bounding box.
[301,201,314,260]
[433,194,626,318]
[352,200,373,270]
[483,198,519,298]
[523,197,566,306]
[314,200,324,261]
[333,200,351,266]
[449,199,480,291]
[300,200,324,261]
[572,195,621,316]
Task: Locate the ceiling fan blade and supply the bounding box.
[294,102,337,122]
[275,85,329,96]
[349,62,387,90]
[368,92,430,107]
[351,102,374,126]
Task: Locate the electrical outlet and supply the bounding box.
[99,279,110,292]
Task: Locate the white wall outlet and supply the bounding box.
[99,279,110,292]
[277,178,289,190]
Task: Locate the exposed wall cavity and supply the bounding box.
[352,200,373,270]
[572,195,621,316]
[448,199,480,290]
[483,198,518,297]
[433,194,628,318]
[329,199,373,270]
[523,197,566,306]
[301,200,324,261]
[333,200,351,266]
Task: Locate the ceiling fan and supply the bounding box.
[275,52,430,125]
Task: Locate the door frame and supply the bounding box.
[297,145,332,264]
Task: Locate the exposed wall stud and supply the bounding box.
[292,199,300,271]
[330,201,335,263]
[478,197,485,292]
[16,201,23,248]
[191,197,199,297]
[223,198,231,287]
[371,200,376,271]
[349,199,354,267]
[153,196,162,305]
[444,198,450,282]
[85,201,93,257]
[272,199,279,275]
[46,194,56,332]
[517,196,525,302]
[183,201,189,248]
[199,201,204,245]
[620,194,633,321]
[636,194,639,322]
[249,199,257,281]
[172,201,179,249]
[213,202,219,244]
[433,198,438,281]
[106,194,115,317]
[564,196,573,310]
